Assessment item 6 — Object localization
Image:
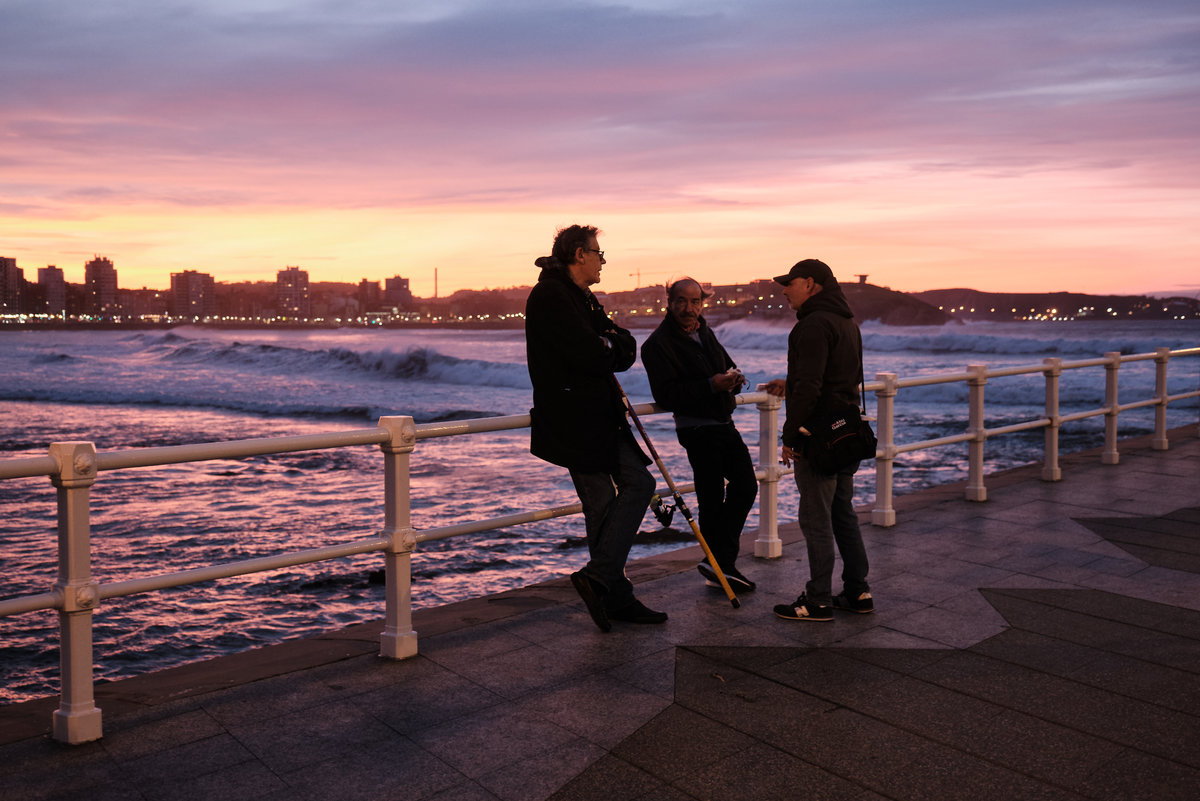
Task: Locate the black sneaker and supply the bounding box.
[697,562,756,592]
[608,598,669,624]
[571,570,611,632]
[773,593,833,622]
[832,591,875,614]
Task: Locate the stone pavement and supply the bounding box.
[2,430,1198,800]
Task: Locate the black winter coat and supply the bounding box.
[524,260,648,472]
[782,285,864,450]
[640,315,738,423]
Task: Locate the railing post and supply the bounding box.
[966,364,988,502]
[1042,358,1062,481]
[754,393,783,558]
[871,373,897,527]
[1153,347,1170,450]
[48,441,103,745]
[1103,351,1121,464]
[378,416,418,659]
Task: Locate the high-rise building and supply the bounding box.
[275,266,310,319]
[84,256,119,317]
[38,265,67,315]
[384,276,413,310]
[0,256,21,314]
[170,270,217,319]
[357,278,382,313]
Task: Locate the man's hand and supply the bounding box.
[781,444,798,467]
[761,378,786,397]
[711,369,745,392]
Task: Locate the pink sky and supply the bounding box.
[2,0,1198,298]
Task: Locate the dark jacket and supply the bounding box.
[641,314,738,424]
[524,258,648,472]
[782,284,863,449]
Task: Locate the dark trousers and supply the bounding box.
[794,454,869,605]
[569,435,656,610]
[677,423,758,572]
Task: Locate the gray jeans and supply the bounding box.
[569,435,655,610]
[794,455,870,606]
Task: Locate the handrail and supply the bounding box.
[97,428,392,471]
[0,344,1196,744]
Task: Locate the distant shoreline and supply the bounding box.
[3,317,1198,332]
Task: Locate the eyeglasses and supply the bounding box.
[584,249,605,259]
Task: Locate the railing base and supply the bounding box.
[871,509,896,527]
[53,706,102,745]
[380,630,419,660]
[754,538,783,558]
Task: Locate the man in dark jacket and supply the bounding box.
[641,278,758,593]
[764,259,874,622]
[525,224,667,632]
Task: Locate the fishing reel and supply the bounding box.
[649,493,676,528]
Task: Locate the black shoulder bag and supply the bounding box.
[803,345,878,476]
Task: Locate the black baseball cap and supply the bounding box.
[774,258,834,286]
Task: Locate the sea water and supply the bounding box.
[1,319,1197,703]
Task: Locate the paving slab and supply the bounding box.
[2,430,1198,800]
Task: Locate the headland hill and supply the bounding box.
[2,262,1197,329]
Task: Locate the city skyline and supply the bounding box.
[3,2,1198,298]
[6,253,1195,326]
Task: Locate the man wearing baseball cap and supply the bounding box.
[762,259,874,622]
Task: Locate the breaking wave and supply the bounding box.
[713,318,1199,357]
[137,334,532,389]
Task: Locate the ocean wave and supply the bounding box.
[861,330,1140,357]
[713,318,1199,357]
[873,367,1198,409]
[0,387,506,426]
[30,352,75,364]
[347,347,530,389]
[136,333,533,390]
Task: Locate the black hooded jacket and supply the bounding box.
[641,314,738,424]
[782,282,863,449]
[524,257,648,472]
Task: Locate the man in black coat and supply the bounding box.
[525,224,667,632]
[641,278,758,593]
[764,259,874,623]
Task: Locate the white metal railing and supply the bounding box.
[0,345,1197,744]
[864,347,1200,525]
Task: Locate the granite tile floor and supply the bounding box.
[2,430,1198,800]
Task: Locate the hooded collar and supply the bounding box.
[796,282,854,321]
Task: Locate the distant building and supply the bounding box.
[358,278,382,313]
[120,287,170,320]
[383,276,413,310]
[0,256,22,314]
[216,281,274,319]
[38,265,67,315]
[275,266,311,319]
[85,256,119,317]
[170,270,217,319]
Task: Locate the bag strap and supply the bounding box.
[858,336,867,415]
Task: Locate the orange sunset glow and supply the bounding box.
[3,1,1198,298]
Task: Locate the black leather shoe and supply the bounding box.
[724,568,757,593]
[697,561,757,592]
[608,599,669,624]
[571,571,611,632]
